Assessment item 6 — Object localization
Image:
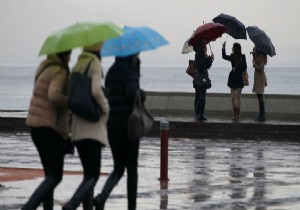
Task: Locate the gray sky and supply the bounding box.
[1,0,300,67]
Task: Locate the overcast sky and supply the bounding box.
[1,0,299,67]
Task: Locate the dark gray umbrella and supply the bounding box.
[212,13,247,40]
[246,26,276,57]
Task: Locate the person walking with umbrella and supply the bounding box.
[22,49,72,210]
[93,26,168,210]
[251,46,268,122]
[62,42,110,210]
[222,42,247,121]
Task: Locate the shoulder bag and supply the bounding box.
[186,60,196,78]
[242,71,249,86]
[68,60,102,122]
[128,90,154,141]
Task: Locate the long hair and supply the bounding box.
[232,43,242,67]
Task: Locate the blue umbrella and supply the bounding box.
[101,26,169,57]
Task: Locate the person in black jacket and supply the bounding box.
[222,42,247,121]
[93,54,145,210]
[193,38,214,121]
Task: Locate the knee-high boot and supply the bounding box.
[198,99,207,121]
[22,176,59,210]
[236,108,240,122]
[94,171,121,210]
[43,190,54,210]
[63,178,96,210]
[127,169,138,210]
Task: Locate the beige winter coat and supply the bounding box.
[70,51,109,146]
[26,55,70,138]
[252,54,267,94]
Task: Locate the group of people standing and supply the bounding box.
[22,42,142,210]
[192,38,268,122]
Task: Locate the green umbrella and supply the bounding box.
[39,22,123,56]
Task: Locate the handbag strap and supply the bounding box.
[134,90,142,108]
[83,59,93,77]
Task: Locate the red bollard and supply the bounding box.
[160,120,169,183]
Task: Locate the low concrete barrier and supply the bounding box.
[145,92,300,121]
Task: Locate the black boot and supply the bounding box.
[43,190,54,210]
[94,172,121,210]
[22,176,58,210]
[198,99,207,121]
[63,178,96,210]
[254,95,265,122]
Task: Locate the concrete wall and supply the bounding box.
[144,91,300,121]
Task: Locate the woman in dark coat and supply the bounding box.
[222,42,247,121]
[193,38,214,121]
[93,54,145,210]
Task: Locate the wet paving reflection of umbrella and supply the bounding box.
[212,13,247,40]
[101,26,169,57]
[182,22,227,54]
[246,26,276,57]
[39,22,123,56]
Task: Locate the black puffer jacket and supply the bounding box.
[105,55,145,123]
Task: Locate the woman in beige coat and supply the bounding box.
[22,50,71,210]
[63,43,109,210]
[252,46,267,122]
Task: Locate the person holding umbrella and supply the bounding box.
[93,26,168,210]
[247,26,275,122]
[251,46,268,122]
[193,38,214,121]
[62,42,110,210]
[222,42,247,121]
[22,49,72,210]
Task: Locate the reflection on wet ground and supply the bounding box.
[1,133,300,209]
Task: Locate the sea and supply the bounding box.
[0,64,299,112]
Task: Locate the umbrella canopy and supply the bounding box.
[246,26,276,57]
[181,38,194,54]
[39,22,123,56]
[101,26,169,57]
[212,13,247,40]
[188,22,227,46]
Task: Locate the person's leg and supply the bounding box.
[235,88,242,121]
[230,88,237,120]
[63,140,101,210]
[194,88,200,119]
[126,140,140,210]
[255,94,265,121]
[22,128,64,210]
[197,88,207,120]
[94,123,126,210]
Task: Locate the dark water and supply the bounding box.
[1,133,300,209]
[0,65,300,111]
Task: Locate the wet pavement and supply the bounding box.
[1,132,300,210]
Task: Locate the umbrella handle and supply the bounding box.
[202,20,213,54]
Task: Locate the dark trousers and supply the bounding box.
[256,94,265,117]
[194,88,207,116]
[64,140,102,210]
[98,122,139,210]
[22,127,65,210]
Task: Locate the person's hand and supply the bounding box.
[222,42,226,49]
[211,53,214,60]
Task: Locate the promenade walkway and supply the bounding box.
[1,115,300,209]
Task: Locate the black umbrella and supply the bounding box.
[246,26,276,57]
[212,13,247,40]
